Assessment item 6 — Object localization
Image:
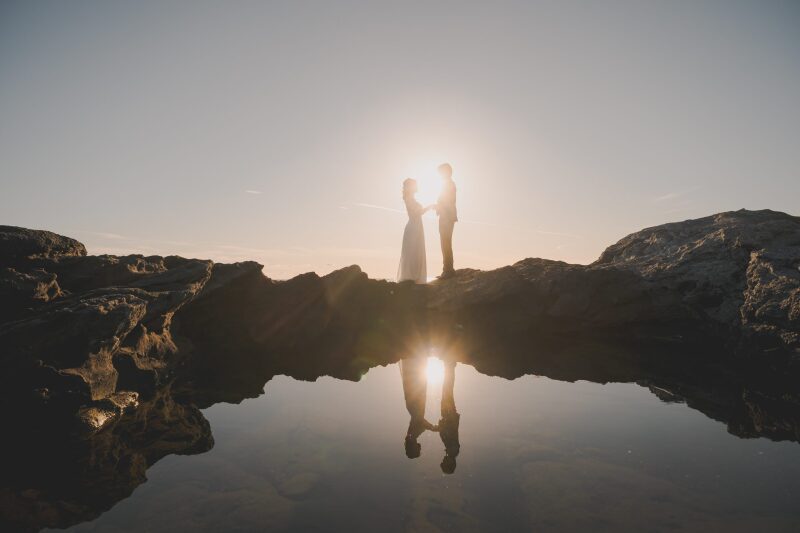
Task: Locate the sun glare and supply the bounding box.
[416,172,441,206]
[404,159,444,206]
[426,356,445,384]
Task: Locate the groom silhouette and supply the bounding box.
[435,163,458,279]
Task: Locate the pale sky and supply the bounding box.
[1,1,798,279]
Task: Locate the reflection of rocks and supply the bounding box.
[173,263,428,402]
[644,378,800,443]
[0,386,212,532]
[450,328,800,446]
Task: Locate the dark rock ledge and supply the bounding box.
[0,209,799,531]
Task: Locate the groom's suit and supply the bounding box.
[436,179,457,275]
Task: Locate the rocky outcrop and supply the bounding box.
[595,209,800,355]
[0,225,86,266]
[430,210,800,361]
[1,210,798,430]
[0,232,218,435]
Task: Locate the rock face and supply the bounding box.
[0,225,86,265]
[595,209,800,354]
[0,230,218,434]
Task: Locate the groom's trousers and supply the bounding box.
[439,218,456,274]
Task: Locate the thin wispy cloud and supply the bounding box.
[245,190,263,195]
[353,203,405,214]
[653,186,704,218]
[654,186,702,203]
[655,192,681,202]
[67,230,126,240]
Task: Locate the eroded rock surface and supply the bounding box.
[595,209,800,354]
[0,225,86,266]
[0,233,217,434]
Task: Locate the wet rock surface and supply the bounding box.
[0,210,798,531]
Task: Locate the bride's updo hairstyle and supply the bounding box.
[402,178,418,201]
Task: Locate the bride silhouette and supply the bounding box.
[397,178,433,284]
[400,357,437,458]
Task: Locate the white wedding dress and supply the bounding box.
[397,198,427,284]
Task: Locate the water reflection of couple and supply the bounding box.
[401,357,460,474]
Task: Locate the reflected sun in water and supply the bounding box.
[425,356,445,385]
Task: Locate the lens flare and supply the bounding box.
[403,159,443,206]
[416,172,442,206]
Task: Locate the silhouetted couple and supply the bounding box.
[400,357,461,474]
[397,163,458,284]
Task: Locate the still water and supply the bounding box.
[52,361,800,532]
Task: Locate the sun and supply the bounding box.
[416,172,441,206]
[426,356,445,385]
[404,159,443,206]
